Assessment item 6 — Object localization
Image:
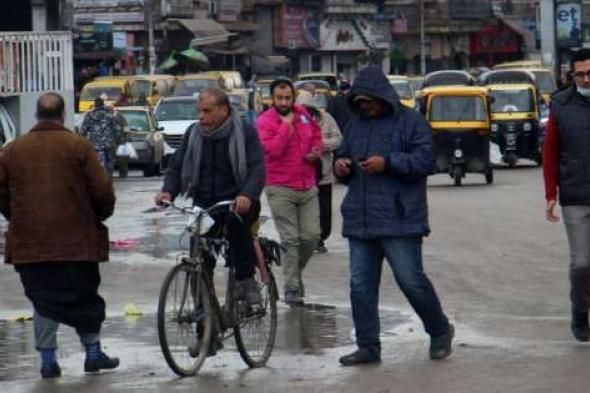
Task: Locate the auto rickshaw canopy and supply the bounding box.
[423,86,491,133]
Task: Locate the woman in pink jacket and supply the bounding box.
[256,78,322,305]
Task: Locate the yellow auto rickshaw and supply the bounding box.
[493,62,556,104]
[296,72,339,95]
[173,73,222,96]
[203,70,251,112]
[79,78,133,112]
[423,85,493,186]
[480,70,543,167]
[129,75,176,107]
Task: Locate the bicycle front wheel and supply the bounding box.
[157,263,212,377]
[234,271,278,368]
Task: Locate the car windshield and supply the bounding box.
[390,81,413,100]
[155,100,198,121]
[429,96,486,122]
[490,89,533,113]
[531,71,556,94]
[174,79,219,96]
[130,80,151,98]
[119,111,150,131]
[81,86,122,100]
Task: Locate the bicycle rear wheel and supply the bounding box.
[157,263,212,376]
[234,270,278,368]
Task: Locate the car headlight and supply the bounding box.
[491,123,499,133]
[523,122,532,132]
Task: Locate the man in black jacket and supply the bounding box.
[155,87,266,305]
[544,48,590,341]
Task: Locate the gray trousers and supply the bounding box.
[265,186,321,294]
[563,205,590,312]
[34,309,99,350]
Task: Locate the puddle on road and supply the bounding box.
[113,212,280,262]
[0,304,410,382]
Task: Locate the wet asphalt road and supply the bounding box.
[0,166,588,392]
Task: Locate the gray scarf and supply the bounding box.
[180,108,247,196]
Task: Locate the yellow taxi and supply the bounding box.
[387,75,417,110]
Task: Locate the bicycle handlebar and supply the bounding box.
[160,199,242,222]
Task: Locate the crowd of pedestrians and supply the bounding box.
[3,49,590,378]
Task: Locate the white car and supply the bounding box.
[153,96,198,159]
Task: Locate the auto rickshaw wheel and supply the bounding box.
[453,166,463,187]
[485,169,494,185]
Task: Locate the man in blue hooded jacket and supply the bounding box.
[334,66,453,366]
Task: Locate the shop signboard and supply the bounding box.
[113,32,127,51]
[556,0,583,48]
[319,19,389,52]
[74,0,144,7]
[74,12,144,25]
[73,21,113,53]
[273,5,319,49]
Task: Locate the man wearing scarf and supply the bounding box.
[0,93,119,378]
[156,87,266,308]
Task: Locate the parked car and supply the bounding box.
[0,103,17,148]
[115,106,165,177]
[153,96,198,161]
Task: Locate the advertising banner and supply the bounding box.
[556,0,583,48]
[273,5,319,49]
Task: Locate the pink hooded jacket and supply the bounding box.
[256,105,323,191]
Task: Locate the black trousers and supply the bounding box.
[318,183,333,243]
[16,262,106,335]
[204,201,261,281]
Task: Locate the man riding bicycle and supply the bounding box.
[155,87,266,306]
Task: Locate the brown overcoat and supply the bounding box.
[0,122,115,264]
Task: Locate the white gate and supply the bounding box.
[0,31,74,95]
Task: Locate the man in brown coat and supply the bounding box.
[0,93,119,379]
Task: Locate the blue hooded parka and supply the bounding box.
[337,66,434,238]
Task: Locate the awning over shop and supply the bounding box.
[202,47,250,55]
[172,18,234,47]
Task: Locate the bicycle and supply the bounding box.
[156,200,281,377]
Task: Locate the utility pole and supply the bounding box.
[539,0,557,83]
[420,0,426,75]
[148,0,156,75]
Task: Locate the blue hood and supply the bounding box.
[347,66,401,114]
